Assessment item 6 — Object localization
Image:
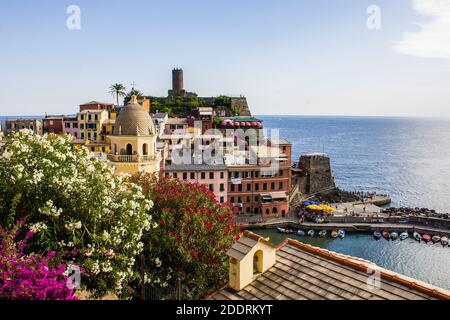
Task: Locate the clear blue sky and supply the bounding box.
[1,0,449,117]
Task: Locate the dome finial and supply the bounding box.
[131,94,138,104]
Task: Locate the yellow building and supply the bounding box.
[107,95,161,175]
[77,109,109,142]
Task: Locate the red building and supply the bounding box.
[227,138,292,220]
[43,115,65,134]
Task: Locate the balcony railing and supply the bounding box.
[107,154,157,163]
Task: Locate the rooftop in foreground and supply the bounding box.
[209,231,450,300]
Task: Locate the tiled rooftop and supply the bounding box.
[209,232,450,301]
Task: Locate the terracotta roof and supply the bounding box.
[209,231,450,300]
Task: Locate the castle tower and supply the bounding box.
[168,68,187,97]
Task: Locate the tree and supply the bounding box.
[109,83,127,107]
[0,130,161,298]
[129,173,241,299]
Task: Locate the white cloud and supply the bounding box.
[395,0,450,59]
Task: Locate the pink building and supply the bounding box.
[164,164,228,204]
[63,116,80,139]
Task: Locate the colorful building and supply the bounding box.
[164,164,228,203]
[5,119,43,135]
[63,116,80,139]
[77,109,109,142]
[43,115,65,134]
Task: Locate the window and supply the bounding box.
[65,123,70,128]
[255,183,259,191]
[80,124,84,129]
[279,170,284,176]
[279,182,283,190]
[238,197,242,203]
[165,173,170,178]
[220,184,225,192]
[272,207,278,214]
[183,172,188,180]
[190,172,195,179]
[173,172,178,179]
[201,172,206,179]
[246,196,250,203]
[246,207,250,213]
[246,184,251,192]
[271,182,275,190]
[209,184,214,192]
[80,115,84,120]
[81,132,84,139]
[254,196,259,202]
[230,197,235,203]
[220,197,224,203]
[238,184,242,192]
[209,172,214,179]
[95,114,98,121]
[253,250,263,275]
[220,172,224,179]
[263,183,267,191]
[73,123,78,128]
[231,184,235,192]
[88,115,92,121]
[142,143,148,155]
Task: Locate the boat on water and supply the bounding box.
[413,232,422,242]
[331,230,339,238]
[297,230,305,237]
[390,232,399,240]
[373,231,382,240]
[307,230,315,237]
[432,235,441,243]
[382,230,390,240]
[422,233,431,242]
[440,236,448,246]
[277,227,286,233]
[338,229,345,239]
[399,232,409,241]
[318,230,327,237]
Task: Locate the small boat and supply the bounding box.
[297,230,305,237]
[413,232,422,242]
[440,237,448,246]
[399,232,409,241]
[318,230,327,237]
[373,231,382,240]
[432,235,441,243]
[390,232,399,240]
[331,230,339,238]
[422,233,431,243]
[382,230,390,240]
[307,230,315,237]
[277,227,286,233]
[338,229,345,239]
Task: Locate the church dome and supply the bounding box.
[113,95,155,136]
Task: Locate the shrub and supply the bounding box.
[0,130,159,298]
[129,173,241,298]
[0,221,77,300]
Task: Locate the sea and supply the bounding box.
[257,115,450,290]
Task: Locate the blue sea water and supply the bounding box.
[259,116,450,212]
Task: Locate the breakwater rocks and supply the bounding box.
[383,207,449,220]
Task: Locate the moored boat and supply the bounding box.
[373,231,382,240]
[422,233,431,242]
[318,230,327,237]
[440,236,448,246]
[297,230,305,237]
[390,232,399,240]
[338,229,345,239]
[399,232,408,241]
[432,235,441,243]
[413,232,422,242]
[382,230,390,240]
[277,227,286,233]
[331,230,339,238]
[307,230,315,237]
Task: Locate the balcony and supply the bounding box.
[107,154,157,163]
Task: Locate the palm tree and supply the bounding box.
[109,83,127,107]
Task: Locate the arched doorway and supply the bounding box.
[126,144,133,155]
[272,207,278,214]
[142,143,148,155]
[253,250,263,275]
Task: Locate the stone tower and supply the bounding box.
[298,153,335,195]
[168,68,186,97]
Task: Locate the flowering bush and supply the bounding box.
[129,173,241,298]
[0,130,158,298]
[0,222,77,300]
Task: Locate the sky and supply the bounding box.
[0,0,449,117]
